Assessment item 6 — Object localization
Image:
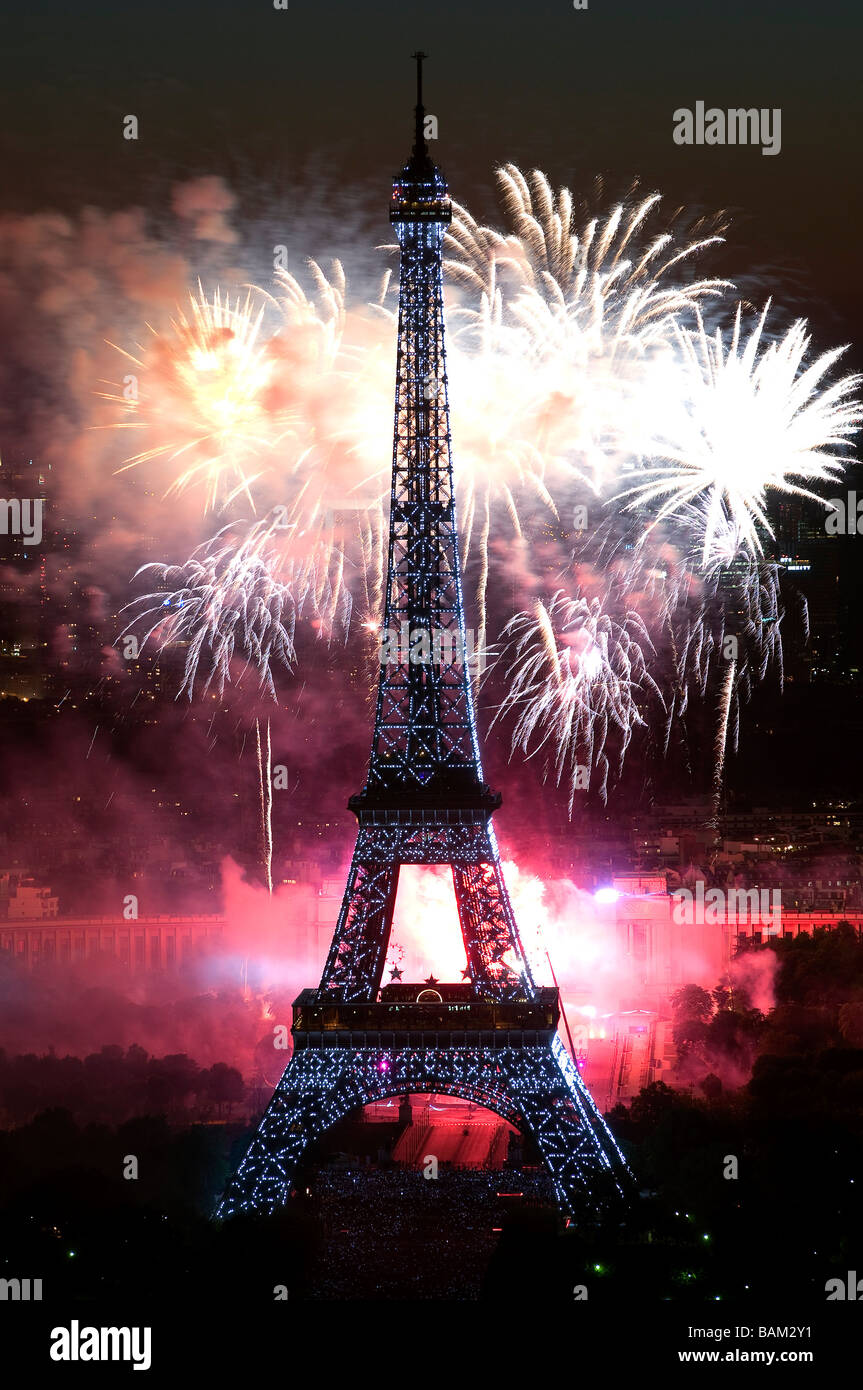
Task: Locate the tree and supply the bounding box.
[699,1073,722,1101]
[838,1001,863,1046]
[671,985,714,1059]
[201,1063,244,1118]
[671,985,713,1024]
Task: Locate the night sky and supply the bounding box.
[2,0,861,341]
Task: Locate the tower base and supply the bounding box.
[216,1023,631,1221]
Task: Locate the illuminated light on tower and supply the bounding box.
[215,54,631,1223]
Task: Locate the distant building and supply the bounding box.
[581,1010,676,1108]
[6,880,58,920]
[0,914,224,970]
[0,872,59,919]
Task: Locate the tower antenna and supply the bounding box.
[410,49,430,169]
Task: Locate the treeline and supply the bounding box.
[667,921,863,1091]
[0,1044,245,1126]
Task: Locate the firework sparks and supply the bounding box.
[103,285,292,513]
[496,591,661,807]
[446,165,729,491]
[106,170,861,817]
[122,517,297,700]
[266,261,391,623]
[618,304,862,562]
[122,517,300,894]
[583,494,794,799]
[435,165,732,662]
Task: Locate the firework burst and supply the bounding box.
[437,165,732,666]
[446,165,730,493]
[496,590,662,808]
[122,517,297,700]
[122,516,303,895]
[106,169,861,817]
[618,303,863,562]
[103,285,292,512]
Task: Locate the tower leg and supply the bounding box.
[215,1051,369,1219]
[500,1035,631,1218]
[453,854,531,994]
[318,857,400,999]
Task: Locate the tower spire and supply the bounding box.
[409,49,432,173]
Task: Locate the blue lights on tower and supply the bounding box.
[214,55,632,1224]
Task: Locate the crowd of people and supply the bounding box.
[304,1163,555,1298]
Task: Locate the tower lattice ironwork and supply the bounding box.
[216,55,631,1222]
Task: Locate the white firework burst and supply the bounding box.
[496,590,661,807]
[123,517,298,700]
[618,303,862,562]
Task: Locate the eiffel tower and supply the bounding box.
[216,54,631,1222]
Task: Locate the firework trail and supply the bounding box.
[255,715,274,895]
[689,550,786,811]
[712,657,736,824]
